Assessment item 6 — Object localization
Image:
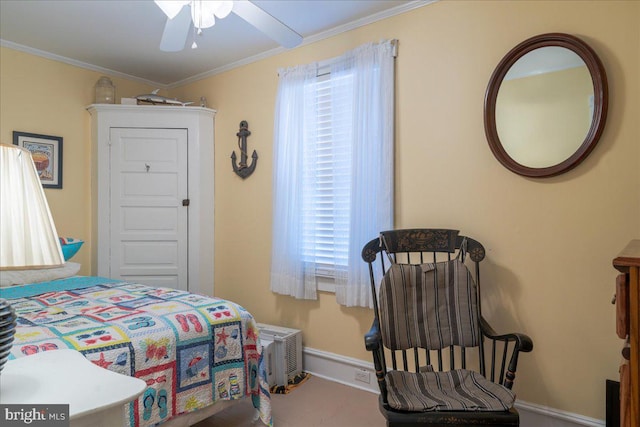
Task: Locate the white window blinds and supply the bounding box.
[301,73,352,275]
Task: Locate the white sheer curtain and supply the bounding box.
[270,63,320,300]
[270,40,395,307]
[332,41,395,308]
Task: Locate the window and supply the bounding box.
[270,40,395,307]
[301,72,352,279]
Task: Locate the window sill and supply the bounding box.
[317,275,335,293]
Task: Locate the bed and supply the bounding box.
[0,276,272,427]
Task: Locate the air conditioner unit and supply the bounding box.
[257,323,302,387]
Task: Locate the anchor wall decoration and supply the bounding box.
[231,120,257,179]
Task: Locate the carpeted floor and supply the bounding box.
[193,375,386,427]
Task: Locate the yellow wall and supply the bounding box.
[0,0,639,421]
[0,48,156,275]
[171,0,640,419]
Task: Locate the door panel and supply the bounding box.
[120,241,179,273]
[121,173,179,198]
[109,127,188,290]
[121,207,179,235]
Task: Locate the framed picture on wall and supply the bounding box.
[13,131,63,189]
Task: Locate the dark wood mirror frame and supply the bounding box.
[484,33,608,178]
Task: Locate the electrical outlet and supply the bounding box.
[355,368,370,383]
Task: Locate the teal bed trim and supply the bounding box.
[0,276,122,299]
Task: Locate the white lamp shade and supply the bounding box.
[0,144,64,270]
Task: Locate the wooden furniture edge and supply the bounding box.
[613,239,640,427]
[613,239,640,270]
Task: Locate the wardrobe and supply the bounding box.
[88,105,216,294]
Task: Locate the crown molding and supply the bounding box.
[2,0,437,89]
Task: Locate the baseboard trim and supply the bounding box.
[302,346,605,427]
[515,400,605,427]
[303,346,379,393]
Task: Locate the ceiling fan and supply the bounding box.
[154,0,303,51]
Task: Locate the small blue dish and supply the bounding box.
[59,237,84,260]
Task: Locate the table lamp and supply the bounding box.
[0,143,64,373]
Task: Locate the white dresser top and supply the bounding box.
[0,349,146,419]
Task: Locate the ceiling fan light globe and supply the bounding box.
[212,1,233,19]
[154,0,188,20]
[191,1,216,29]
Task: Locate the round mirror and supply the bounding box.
[484,33,608,177]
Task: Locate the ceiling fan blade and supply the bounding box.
[160,5,192,52]
[232,1,303,49]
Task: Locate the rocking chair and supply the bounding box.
[362,229,533,426]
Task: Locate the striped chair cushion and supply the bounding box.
[379,259,480,350]
[386,369,515,412]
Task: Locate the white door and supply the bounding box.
[109,127,189,290]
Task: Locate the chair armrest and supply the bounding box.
[364,318,389,401]
[480,316,533,389]
[480,316,533,352]
[364,318,381,351]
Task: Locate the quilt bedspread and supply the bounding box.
[1,277,272,427]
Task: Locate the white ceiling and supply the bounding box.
[0,0,429,87]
